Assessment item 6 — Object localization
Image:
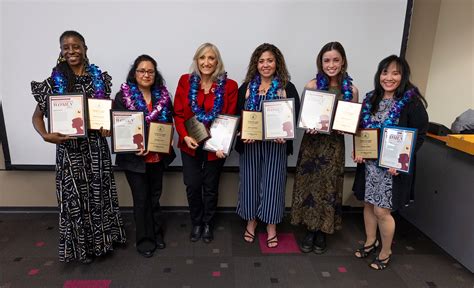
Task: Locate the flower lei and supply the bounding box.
[246,74,281,111]
[188,72,227,125]
[316,72,353,101]
[51,64,106,98]
[121,82,172,123]
[360,88,417,128]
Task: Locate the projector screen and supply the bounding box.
[0,0,410,169]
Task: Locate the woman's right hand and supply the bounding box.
[184,136,199,149]
[42,132,72,144]
[243,139,256,144]
[352,151,365,164]
[306,128,318,135]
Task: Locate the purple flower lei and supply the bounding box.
[188,72,227,125]
[316,72,353,101]
[360,88,417,129]
[51,64,106,98]
[246,74,281,111]
[121,82,172,124]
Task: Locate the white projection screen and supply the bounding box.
[0,0,410,169]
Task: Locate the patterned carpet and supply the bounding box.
[0,211,472,288]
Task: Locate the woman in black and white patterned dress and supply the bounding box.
[31,30,126,264]
[352,55,428,270]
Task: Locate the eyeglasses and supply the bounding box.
[136,69,155,76]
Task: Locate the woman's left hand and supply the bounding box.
[274,138,286,144]
[388,168,399,176]
[99,127,111,137]
[216,150,226,159]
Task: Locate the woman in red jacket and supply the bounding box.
[174,43,238,243]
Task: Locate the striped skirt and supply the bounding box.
[236,141,287,224]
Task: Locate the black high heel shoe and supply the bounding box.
[369,254,391,270]
[354,239,379,258]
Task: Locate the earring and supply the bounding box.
[57,55,66,64]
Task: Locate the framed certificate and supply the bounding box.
[241,110,263,140]
[353,128,379,159]
[87,98,112,131]
[379,126,418,174]
[203,114,240,156]
[297,88,337,134]
[185,116,211,144]
[262,98,295,140]
[48,93,87,137]
[148,122,173,154]
[332,100,363,134]
[110,110,146,154]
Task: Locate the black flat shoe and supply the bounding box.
[138,250,154,258]
[202,224,213,244]
[155,233,166,249]
[300,231,315,253]
[190,225,202,242]
[313,231,327,254]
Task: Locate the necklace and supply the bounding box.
[360,88,417,128]
[188,72,227,125]
[51,64,106,98]
[121,82,172,123]
[246,74,281,111]
[316,72,353,101]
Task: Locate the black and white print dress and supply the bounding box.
[31,72,126,262]
[364,98,397,209]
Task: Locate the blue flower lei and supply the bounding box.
[121,82,172,123]
[316,72,353,101]
[246,74,281,111]
[360,88,417,129]
[188,72,227,125]
[51,64,106,98]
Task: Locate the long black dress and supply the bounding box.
[31,71,126,262]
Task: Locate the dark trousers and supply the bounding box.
[125,162,164,252]
[181,149,225,226]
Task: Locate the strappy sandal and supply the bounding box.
[369,254,391,270]
[243,229,255,243]
[266,235,278,248]
[354,239,379,258]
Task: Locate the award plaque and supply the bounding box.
[87,98,112,130]
[297,88,337,134]
[241,110,263,140]
[184,116,211,143]
[148,122,173,154]
[332,100,363,134]
[353,128,379,159]
[262,98,295,140]
[111,110,146,153]
[203,114,240,156]
[48,93,87,137]
[379,126,418,174]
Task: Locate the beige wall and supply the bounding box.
[419,0,473,127]
[3,0,472,208]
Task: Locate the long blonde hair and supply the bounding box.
[189,43,225,81]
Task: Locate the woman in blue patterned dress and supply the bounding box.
[31,30,126,264]
[352,55,428,270]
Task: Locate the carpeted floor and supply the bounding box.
[0,211,472,288]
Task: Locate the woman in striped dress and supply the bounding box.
[31,30,126,264]
[235,43,300,248]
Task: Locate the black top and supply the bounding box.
[352,94,429,210]
[234,81,300,155]
[113,90,176,173]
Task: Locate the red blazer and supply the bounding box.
[173,74,238,161]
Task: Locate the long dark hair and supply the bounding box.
[370,55,427,113]
[316,41,348,87]
[55,30,88,92]
[126,54,164,89]
[243,43,290,88]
